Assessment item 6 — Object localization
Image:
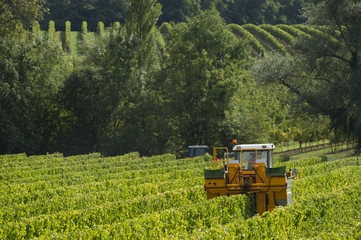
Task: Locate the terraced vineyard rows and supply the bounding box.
[34,20,338,57]
[1,151,360,239]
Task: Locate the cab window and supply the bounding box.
[242,150,256,170]
[239,150,272,170]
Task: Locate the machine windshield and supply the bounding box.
[234,150,273,170]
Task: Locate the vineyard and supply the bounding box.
[32,21,334,57]
[0,149,360,239]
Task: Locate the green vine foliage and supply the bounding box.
[112,22,121,30]
[293,24,339,46]
[81,21,87,40]
[228,23,265,56]
[260,24,294,44]
[243,24,287,55]
[32,21,40,40]
[0,151,359,239]
[97,21,105,36]
[65,20,71,53]
[30,21,341,58]
[277,24,310,38]
[48,20,55,41]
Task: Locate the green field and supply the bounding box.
[0,149,360,239]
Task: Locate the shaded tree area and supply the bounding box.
[41,0,128,31]
[0,0,73,154]
[2,0,347,157]
[40,0,309,31]
[202,0,306,25]
[254,0,361,151]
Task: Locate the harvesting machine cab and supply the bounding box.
[204,143,297,215]
[188,145,209,158]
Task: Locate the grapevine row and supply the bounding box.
[260,24,294,44]
[243,24,287,55]
[1,185,204,225]
[276,24,310,38]
[34,194,254,240]
[228,24,265,55]
[0,168,205,206]
[28,20,339,57]
[0,157,206,192]
[0,154,199,181]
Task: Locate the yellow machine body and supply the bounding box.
[204,144,294,215]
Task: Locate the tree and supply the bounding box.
[254,0,361,150]
[0,34,73,154]
[223,77,272,145]
[0,0,72,154]
[42,0,127,31]
[0,0,46,37]
[158,0,201,23]
[59,66,118,154]
[161,9,250,151]
[201,0,306,26]
[62,0,165,156]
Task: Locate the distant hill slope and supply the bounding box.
[33,21,334,57]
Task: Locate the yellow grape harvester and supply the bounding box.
[204,143,297,215]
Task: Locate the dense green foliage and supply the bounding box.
[41,0,308,31]
[260,24,294,44]
[255,0,361,151]
[243,24,287,55]
[1,0,358,156]
[0,150,360,238]
[228,24,265,55]
[0,0,72,154]
[0,0,46,37]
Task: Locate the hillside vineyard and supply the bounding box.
[33,20,333,57]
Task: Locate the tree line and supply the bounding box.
[0,0,358,157]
